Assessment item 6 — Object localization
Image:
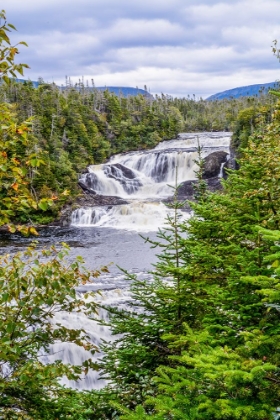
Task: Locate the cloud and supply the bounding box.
[1,0,280,97]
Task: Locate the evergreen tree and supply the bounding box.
[114,102,280,419]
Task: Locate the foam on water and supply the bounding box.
[71,201,190,232]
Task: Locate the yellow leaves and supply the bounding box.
[11,182,19,191]
[28,226,39,236]
[61,189,70,196]
[7,225,16,233]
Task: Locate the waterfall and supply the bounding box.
[71,202,190,232]
[58,132,232,389]
[42,285,133,390]
[74,132,231,231]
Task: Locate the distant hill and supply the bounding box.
[12,79,152,98]
[14,78,40,88]
[94,86,152,98]
[207,81,280,100]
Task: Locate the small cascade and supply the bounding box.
[111,149,199,184]
[71,207,108,226]
[154,132,232,150]
[71,202,190,232]
[42,286,133,390]
[103,163,142,194]
[218,154,230,178]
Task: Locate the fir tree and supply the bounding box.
[116,101,280,420]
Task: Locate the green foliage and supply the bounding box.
[231,104,273,152]
[0,243,102,419]
[102,102,280,419]
[0,102,57,232]
[171,92,277,133]
[0,10,29,83]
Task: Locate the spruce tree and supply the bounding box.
[117,101,280,420]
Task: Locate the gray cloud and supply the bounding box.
[1,0,280,97]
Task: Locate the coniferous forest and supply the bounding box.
[0,10,280,420]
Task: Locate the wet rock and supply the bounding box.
[81,173,99,192]
[223,156,239,178]
[103,163,142,194]
[202,151,229,179]
[177,176,223,199]
[105,163,138,180]
[177,180,196,197]
[78,180,96,194]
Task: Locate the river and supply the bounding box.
[0,132,231,390]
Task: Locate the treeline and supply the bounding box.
[0,81,184,223]
[170,91,278,133]
[1,77,279,224]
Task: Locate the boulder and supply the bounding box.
[177,176,223,199]
[103,163,142,194]
[202,151,229,179]
[78,180,96,194]
[104,163,138,180]
[81,172,100,192]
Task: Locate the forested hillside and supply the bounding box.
[0,81,184,223]
[1,77,278,225]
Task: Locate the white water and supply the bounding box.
[51,132,232,390]
[72,132,231,232]
[42,284,133,390]
[71,201,190,232]
[154,132,231,150]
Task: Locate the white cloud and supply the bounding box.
[1,0,280,97]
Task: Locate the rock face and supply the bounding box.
[223,156,239,178]
[177,176,223,199]
[202,151,229,179]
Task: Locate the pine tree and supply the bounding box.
[117,101,280,420]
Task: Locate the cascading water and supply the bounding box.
[41,282,133,390]
[38,132,233,390]
[72,132,231,232]
[71,202,190,232]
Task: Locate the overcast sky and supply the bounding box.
[2,0,280,98]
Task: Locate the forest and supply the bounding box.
[0,10,280,420]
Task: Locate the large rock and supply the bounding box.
[202,151,229,179]
[104,163,137,180]
[177,176,223,199]
[78,179,96,194]
[81,173,100,191]
[103,163,142,194]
